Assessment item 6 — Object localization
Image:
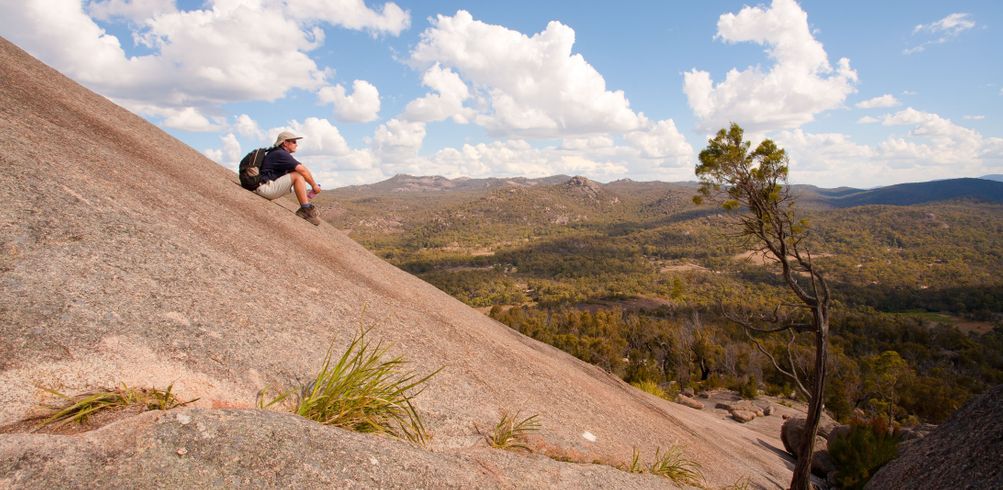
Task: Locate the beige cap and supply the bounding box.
[273,130,303,146]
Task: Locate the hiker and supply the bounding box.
[255,130,322,225]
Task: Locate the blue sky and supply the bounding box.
[3,0,1001,188]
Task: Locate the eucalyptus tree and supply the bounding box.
[694,123,832,490]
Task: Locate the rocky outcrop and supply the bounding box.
[866,384,1003,489]
[0,36,793,488]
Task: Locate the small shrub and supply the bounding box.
[259,328,441,446]
[486,410,541,451]
[648,445,704,486]
[737,375,758,400]
[631,380,668,399]
[38,383,193,430]
[828,417,900,489]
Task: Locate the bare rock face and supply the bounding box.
[0,408,671,489]
[0,36,794,489]
[866,384,1003,490]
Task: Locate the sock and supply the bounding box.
[301,203,314,208]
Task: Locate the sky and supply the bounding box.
[3,0,1002,189]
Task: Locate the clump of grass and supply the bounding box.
[259,327,441,446]
[37,383,193,430]
[626,447,644,473]
[631,380,668,399]
[648,445,704,487]
[722,475,752,490]
[486,410,541,451]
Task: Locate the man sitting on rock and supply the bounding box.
[254,130,322,225]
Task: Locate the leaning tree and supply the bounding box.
[693,123,831,490]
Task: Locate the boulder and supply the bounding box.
[781,417,827,457]
[676,395,705,410]
[730,410,757,423]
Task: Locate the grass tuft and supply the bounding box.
[648,445,704,486]
[626,446,645,473]
[37,383,193,430]
[485,410,541,451]
[722,475,752,490]
[259,327,441,446]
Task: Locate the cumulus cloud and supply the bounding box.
[856,94,900,109]
[124,103,224,131]
[403,63,475,123]
[0,0,408,125]
[203,132,241,168]
[318,80,381,122]
[683,0,857,132]
[624,120,693,165]
[858,116,879,124]
[770,108,1003,186]
[879,107,983,165]
[905,12,976,54]
[88,0,176,23]
[371,118,428,165]
[286,0,410,36]
[234,114,264,139]
[409,10,642,137]
[963,115,986,121]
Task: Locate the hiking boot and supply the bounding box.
[296,205,321,225]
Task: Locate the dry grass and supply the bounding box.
[648,445,705,486]
[485,410,541,451]
[259,327,440,446]
[36,384,193,430]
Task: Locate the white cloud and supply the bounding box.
[318,80,381,122]
[776,129,876,172]
[123,103,224,131]
[913,12,975,35]
[767,106,1003,187]
[856,94,900,109]
[88,0,176,23]
[234,114,264,139]
[423,139,629,180]
[963,115,986,121]
[906,13,975,54]
[286,0,410,36]
[203,132,241,169]
[683,0,857,132]
[371,118,427,164]
[403,63,475,123]
[624,119,693,165]
[879,107,983,165]
[857,116,879,124]
[0,0,408,132]
[409,10,643,137]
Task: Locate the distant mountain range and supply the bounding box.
[336,174,1003,209]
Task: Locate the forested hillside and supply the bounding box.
[319,176,1003,424]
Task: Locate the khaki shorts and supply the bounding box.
[254,173,294,200]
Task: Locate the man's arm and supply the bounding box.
[294,164,320,193]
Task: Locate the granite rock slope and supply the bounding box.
[0,36,792,488]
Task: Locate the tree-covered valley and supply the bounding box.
[318,175,1003,425]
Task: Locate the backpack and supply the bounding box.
[238,147,270,190]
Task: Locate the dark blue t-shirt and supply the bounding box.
[260,148,301,183]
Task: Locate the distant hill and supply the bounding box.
[822,178,1003,207]
[981,174,1003,183]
